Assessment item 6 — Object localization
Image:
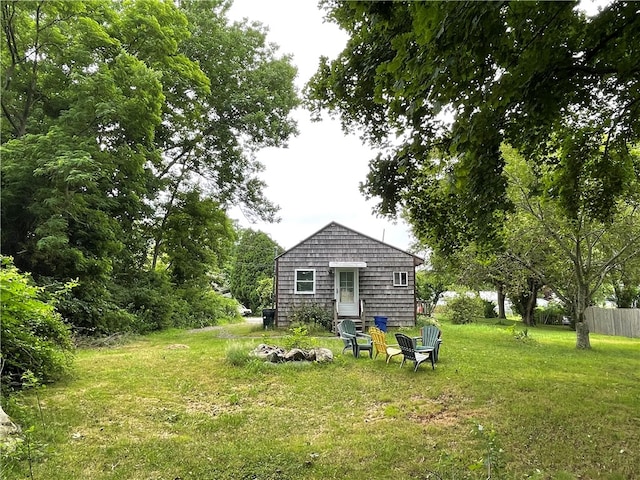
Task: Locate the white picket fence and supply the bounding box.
[584,307,640,338]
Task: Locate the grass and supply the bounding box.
[2,319,639,479]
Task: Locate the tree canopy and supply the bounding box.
[1,0,299,333]
[229,229,283,314]
[306,0,640,347]
[307,0,639,247]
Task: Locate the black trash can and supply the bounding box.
[262,308,276,329]
[373,316,388,332]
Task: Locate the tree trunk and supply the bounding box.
[496,284,506,319]
[521,278,539,326]
[576,320,591,349]
[574,283,591,349]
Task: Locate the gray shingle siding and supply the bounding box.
[275,222,422,329]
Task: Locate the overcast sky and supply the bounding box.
[226,0,415,252]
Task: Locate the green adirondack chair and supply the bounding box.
[337,319,373,358]
[417,325,442,362]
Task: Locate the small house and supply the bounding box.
[274,222,424,331]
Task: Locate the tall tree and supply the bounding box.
[415,257,452,318]
[502,145,640,347]
[229,229,282,313]
[147,0,299,272]
[1,0,165,282]
[306,0,640,347]
[1,0,299,332]
[162,189,235,287]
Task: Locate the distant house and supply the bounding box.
[274,222,424,331]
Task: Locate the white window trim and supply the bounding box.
[295,269,316,294]
[393,271,408,287]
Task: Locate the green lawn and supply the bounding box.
[3,320,639,479]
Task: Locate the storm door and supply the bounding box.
[335,269,359,316]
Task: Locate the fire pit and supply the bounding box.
[250,344,334,363]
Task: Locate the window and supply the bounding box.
[295,269,316,294]
[393,271,408,287]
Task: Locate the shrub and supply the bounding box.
[446,293,484,324]
[0,256,75,391]
[289,303,333,331]
[483,300,498,318]
[416,314,440,329]
[54,279,135,335]
[173,286,239,329]
[282,325,316,350]
[534,303,566,325]
[110,270,177,333]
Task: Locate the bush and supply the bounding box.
[534,303,566,325]
[289,303,333,331]
[172,286,239,329]
[0,256,75,391]
[282,325,316,350]
[110,270,177,333]
[446,293,484,324]
[483,300,498,318]
[416,315,440,329]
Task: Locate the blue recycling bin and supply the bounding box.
[373,316,388,332]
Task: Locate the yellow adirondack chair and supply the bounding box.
[369,326,402,363]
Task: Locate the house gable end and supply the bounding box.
[277,221,423,265]
[275,221,423,329]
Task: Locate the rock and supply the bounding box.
[251,344,286,362]
[284,348,307,361]
[312,348,334,363]
[0,405,22,447]
[250,344,333,363]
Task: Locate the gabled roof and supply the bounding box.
[276,221,424,266]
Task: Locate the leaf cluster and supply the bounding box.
[1,0,299,335]
[308,1,640,248]
[0,257,75,391]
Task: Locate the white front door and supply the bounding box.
[335,269,359,316]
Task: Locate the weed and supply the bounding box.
[507,323,538,344]
[469,423,505,478]
[1,374,50,480]
[225,342,252,366]
[281,325,316,350]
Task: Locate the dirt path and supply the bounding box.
[187,316,261,333]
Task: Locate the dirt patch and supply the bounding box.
[187,325,223,333]
[407,391,484,427]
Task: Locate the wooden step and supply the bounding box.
[336,316,364,332]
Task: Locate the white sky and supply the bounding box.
[226,0,414,252]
